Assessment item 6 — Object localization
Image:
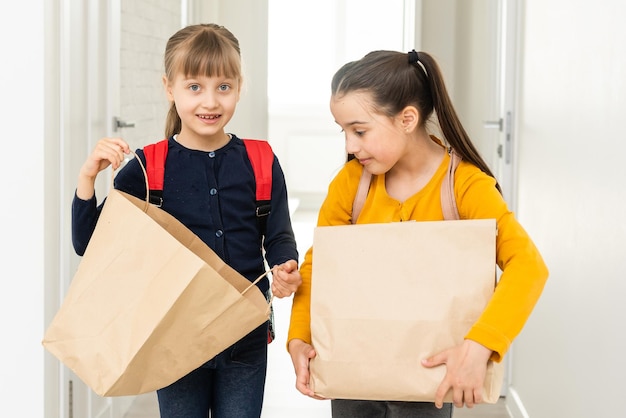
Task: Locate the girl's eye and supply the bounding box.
[189,84,201,92]
[218,84,230,92]
[339,129,364,137]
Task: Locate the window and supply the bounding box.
[268,0,412,108]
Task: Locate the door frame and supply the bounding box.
[498,0,521,210]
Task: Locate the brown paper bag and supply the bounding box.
[310,219,504,403]
[43,188,270,397]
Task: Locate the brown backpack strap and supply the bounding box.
[441,148,461,220]
[351,148,461,224]
[351,168,372,224]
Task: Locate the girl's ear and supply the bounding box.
[163,75,174,101]
[400,105,420,133]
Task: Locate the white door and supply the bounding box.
[428,0,518,205]
[55,3,123,417]
[53,1,182,417]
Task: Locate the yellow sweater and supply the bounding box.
[287,149,549,361]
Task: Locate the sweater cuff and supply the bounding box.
[465,323,512,362]
[286,328,312,352]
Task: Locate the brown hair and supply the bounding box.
[333,50,501,193]
[163,23,242,138]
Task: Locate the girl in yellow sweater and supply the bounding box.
[287,50,548,417]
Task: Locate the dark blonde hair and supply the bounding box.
[163,23,242,138]
[333,50,501,193]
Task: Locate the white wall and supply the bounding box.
[0,1,45,417]
[510,1,626,417]
[118,1,180,149]
[191,0,269,140]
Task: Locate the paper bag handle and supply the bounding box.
[109,150,151,210]
[441,148,461,220]
[243,269,275,315]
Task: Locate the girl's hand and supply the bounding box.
[288,339,325,399]
[271,260,301,298]
[421,339,492,409]
[81,137,130,178]
[77,137,131,200]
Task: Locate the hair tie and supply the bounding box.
[408,49,419,64]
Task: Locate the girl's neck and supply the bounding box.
[384,132,446,202]
[394,131,445,175]
[175,131,232,152]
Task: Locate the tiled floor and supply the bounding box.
[124,209,511,418]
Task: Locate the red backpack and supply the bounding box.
[142,138,277,343]
[143,138,274,232]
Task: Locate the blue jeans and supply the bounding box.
[331,399,453,418]
[157,322,268,418]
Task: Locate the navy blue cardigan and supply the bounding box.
[71,135,298,294]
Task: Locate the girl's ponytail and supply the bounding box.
[164,103,181,139]
[416,52,501,193]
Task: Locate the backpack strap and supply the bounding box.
[143,138,169,207]
[242,139,276,344]
[142,138,275,224]
[441,148,461,220]
[243,139,274,236]
[350,148,461,224]
[351,168,372,224]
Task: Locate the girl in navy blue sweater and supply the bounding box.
[72,23,301,418]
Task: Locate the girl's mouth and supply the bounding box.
[198,114,221,123]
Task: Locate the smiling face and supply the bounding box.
[331,91,409,175]
[164,72,241,147]
[161,24,243,148]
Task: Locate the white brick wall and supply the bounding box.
[120,0,181,150]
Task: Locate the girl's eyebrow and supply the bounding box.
[341,120,369,127]
[181,75,236,80]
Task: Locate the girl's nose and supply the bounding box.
[201,92,218,108]
[345,134,360,155]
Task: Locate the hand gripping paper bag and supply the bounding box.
[309,219,504,402]
[43,160,270,397]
